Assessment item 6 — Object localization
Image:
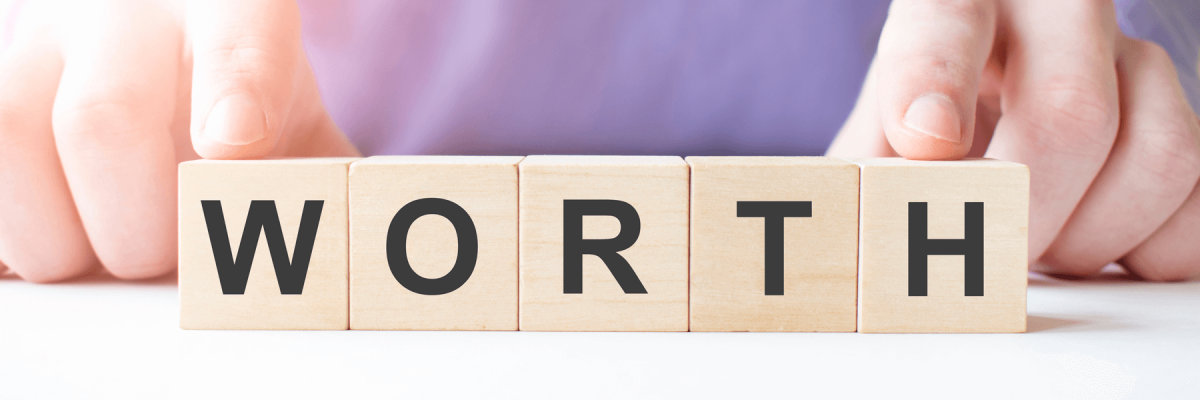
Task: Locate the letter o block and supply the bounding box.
[688,157,859,332]
[349,156,522,330]
[854,158,1029,333]
[519,156,689,331]
[179,158,359,330]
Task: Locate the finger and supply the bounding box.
[0,29,100,283]
[827,60,901,158]
[875,0,997,160]
[50,1,180,279]
[985,0,1121,263]
[187,0,306,159]
[263,63,361,158]
[829,48,1004,159]
[1041,38,1200,276]
[1126,178,1200,281]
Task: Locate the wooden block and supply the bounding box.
[518,156,689,331]
[687,157,859,332]
[851,158,1028,333]
[349,156,521,330]
[179,158,359,330]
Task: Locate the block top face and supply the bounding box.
[350,156,525,167]
[520,155,686,167]
[686,156,857,168]
[180,157,361,167]
[845,157,1027,170]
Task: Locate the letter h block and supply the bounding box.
[179,158,359,330]
[854,158,1029,333]
[349,156,522,330]
[688,157,859,332]
[518,156,689,331]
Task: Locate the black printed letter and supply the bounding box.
[201,200,324,295]
[386,198,478,295]
[737,201,812,295]
[908,202,984,297]
[563,200,646,294]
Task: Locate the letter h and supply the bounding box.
[908,202,984,297]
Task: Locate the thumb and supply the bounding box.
[875,0,997,160]
[188,0,303,160]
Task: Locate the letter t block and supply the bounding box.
[179,158,359,330]
[519,156,689,331]
[688,157,859,332]
[853,158,1029,333]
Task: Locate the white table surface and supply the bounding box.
[1,267,1196,399]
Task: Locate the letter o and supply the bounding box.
[386,198,478,295]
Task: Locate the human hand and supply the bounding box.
[828,0,1200,281]
[0,0,358,282]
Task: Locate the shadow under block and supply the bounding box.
[518,156,689,331]
[349,156,521,330]
[853,158,1029,333]
[687,157,859,332]
[179,158,359,330]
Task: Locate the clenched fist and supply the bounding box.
[829,0,1200,281]
[0,0,358,282]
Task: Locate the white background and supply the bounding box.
[1,268,1197,399]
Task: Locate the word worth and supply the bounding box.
[179,156,1029,333]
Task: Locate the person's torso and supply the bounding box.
[298,0,1200,156]
[299,0,890,156]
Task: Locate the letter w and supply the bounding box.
[200,200,324,295]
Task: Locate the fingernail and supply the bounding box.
[903,94,961,143]
[203,95,265,146]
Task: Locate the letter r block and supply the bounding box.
[519,156,689,331]
[853,158,1029,333]
[179,158,359,330]
[349,156,521,330]
[688,157,859,332]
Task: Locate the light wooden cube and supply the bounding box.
[852,158,1028,333]
[179,158,359,330]
[518,156,689,331]
[687,157,859,332]
[349,156,521,330]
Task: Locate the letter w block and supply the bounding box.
[179,158,359,330]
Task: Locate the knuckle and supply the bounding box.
[1128,39,1176,70]
[105,263,175,280]
[1052,0,1117,22]
[1132,123,1200,189]
[940,0,991,24]
[1040,250,1107,277]
[1023,77,1119,151]
[90,223,177,280]
[100,248,176,280]
[905,53,975,86]
[51,89,153,145]
[200,34,288,76]
[1135,39,1171,61]
[1064,0,1114,10]
[1123,252,1194,282]
[5,246,97,283]
[901,0,992,26]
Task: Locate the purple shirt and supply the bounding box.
[297,0,1200,156]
